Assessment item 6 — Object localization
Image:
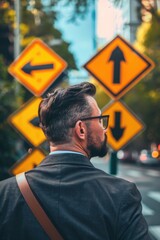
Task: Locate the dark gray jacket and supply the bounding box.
[0,153,151,240]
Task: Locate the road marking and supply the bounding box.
[142,202,154,216]
[126,170,142,178]
[149,226,160,240]
[146,170,160,177]
[148,191,160,203]
[91,157,109,164]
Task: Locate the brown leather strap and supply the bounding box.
[16,172,63,240]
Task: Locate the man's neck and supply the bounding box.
[50,143,89,158]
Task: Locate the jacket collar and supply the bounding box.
[39,152,93,167]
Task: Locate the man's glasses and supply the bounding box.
[80,115,109,130]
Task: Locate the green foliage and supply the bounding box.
[144,14,160,50]
[124,13,160,149]
[20,0,77,70]
[0,55,23,179]
[49,0,94,21]
[0,0,82,179]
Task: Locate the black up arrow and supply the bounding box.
[22,61,54,75]
[110,112,125,141]
[109,46,126,84]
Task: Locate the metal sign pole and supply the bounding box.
[109,151,118,175]
[14,0,20,59]
[14,0,21,96]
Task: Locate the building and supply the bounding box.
[96,0,141,46]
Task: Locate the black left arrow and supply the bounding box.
[108,46,126,84]
[110,111,125,141]
[21,61,54,75]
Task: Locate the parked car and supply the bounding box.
[117,150,138,164]
[138,149,160,166]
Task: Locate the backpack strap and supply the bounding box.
[16,172,63,240]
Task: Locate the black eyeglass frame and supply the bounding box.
[80,115,109,130]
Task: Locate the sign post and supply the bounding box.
[102,101,144,151]
[9,38,67,96]
[84,35,154,100]
[84,35,155,174]
[8,97,46,147]
[9,149,46,175]
[102,100,145,175]
[109,151,118,175]
[8,38,67,174]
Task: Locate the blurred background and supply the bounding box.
[0,0,160,238]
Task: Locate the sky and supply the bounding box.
[54,0,123,77]
[54,1,96,73]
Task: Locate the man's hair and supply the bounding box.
[38,82,96,144]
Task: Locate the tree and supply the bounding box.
[0,55,23,180]
[0,0,87,179]
[0,24,13,64]
[136,0,160,23]
[0,1,14,64]
[17,0,77,70]
[124,12,160,149]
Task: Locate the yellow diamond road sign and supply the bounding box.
[8,38,67,96]
[84,35,155,99]
[9,149,46,175]
[8,97,46,147]
[103,101,144,151]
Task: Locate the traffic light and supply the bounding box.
[0,24,13,64]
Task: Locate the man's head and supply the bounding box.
[38,82,109,158]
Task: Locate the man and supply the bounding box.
[0,82,151,239]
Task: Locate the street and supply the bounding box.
[91,157,160,240]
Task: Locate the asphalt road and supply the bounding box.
[91,157,160,240]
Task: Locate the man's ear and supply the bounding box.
[75,120,86,140]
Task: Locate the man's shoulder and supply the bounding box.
[0,175,18,196]
[0,176,21,213]
[93,167,137,195]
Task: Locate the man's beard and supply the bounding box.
[87,133,108,158]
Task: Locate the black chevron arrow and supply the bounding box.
[22,61,54,75]
[32,163,37,168]
[30,117,40,127]
[109,46,126,84]
[110,111,125,141]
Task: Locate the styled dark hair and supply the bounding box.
[38,82,96,144]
